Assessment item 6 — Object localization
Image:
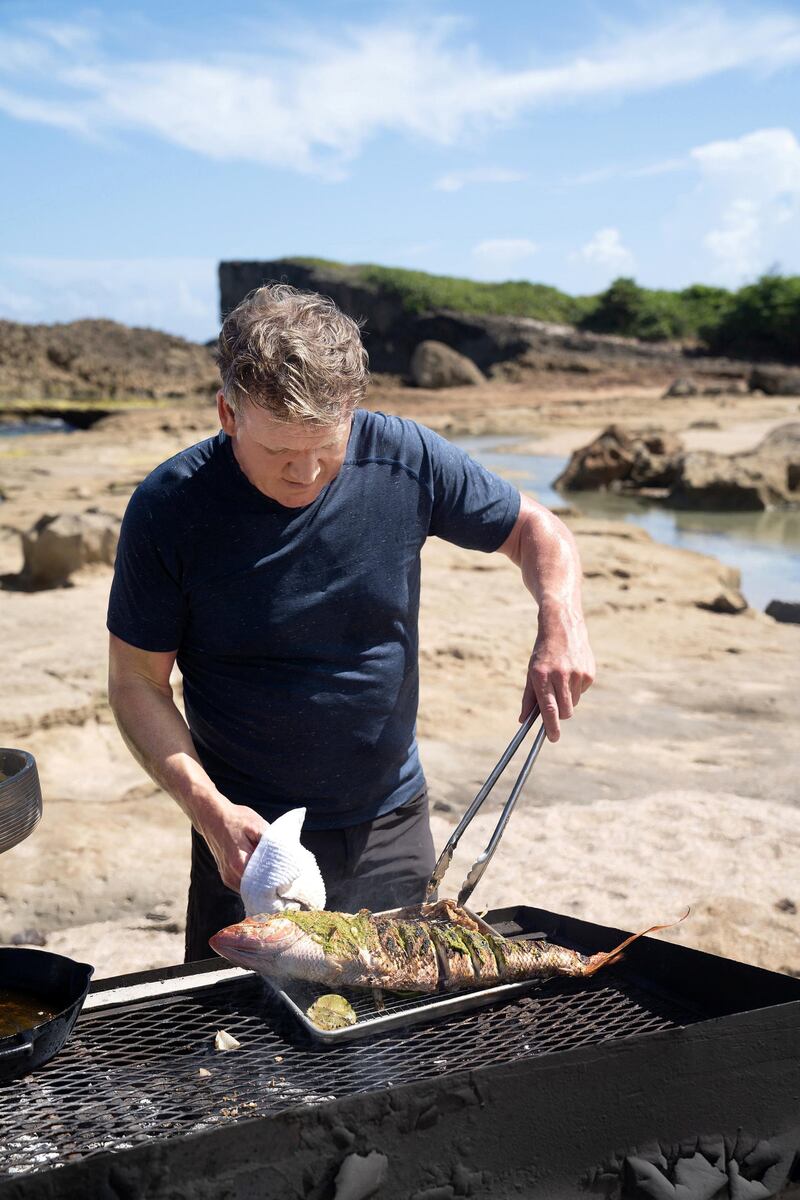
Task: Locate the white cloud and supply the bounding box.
[567,157,688,186]
[0,257,218,340]
[0,8,799,176]
[568,166,619,186]
[691,127,800,201]
[690,127,800,279]
[472,239,539,273]
[25,19,98,53]
[572,228,635,272]
[0,83,93,135]
[703,200,762,276]
[0,282,39,318]
[629,157,688,178]
[434,167,527,192]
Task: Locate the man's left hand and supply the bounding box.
[520,610,595,742]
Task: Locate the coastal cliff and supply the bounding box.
[219,258,754,382]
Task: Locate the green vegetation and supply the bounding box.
[576,277,735,342]
[289,257,594,324]
[576,275,799,357]
[285,257,800,361]
[703,275,800,361]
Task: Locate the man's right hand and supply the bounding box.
[196,800,269,892]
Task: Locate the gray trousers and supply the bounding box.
[185,790,435,962]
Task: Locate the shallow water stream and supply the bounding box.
[0,419,75,437]
[459,436,800,612]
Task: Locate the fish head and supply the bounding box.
[209,913,304,971]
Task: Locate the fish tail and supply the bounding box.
[582,908,690,977]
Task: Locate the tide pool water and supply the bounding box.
[458,436,800,612]
[0,419,75,437]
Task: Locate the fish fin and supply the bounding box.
[438,899,484,932]
[583,908,690,977]
[414,898,485,932]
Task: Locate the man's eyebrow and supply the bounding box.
[253,426,347,452]
[258,439,338,453]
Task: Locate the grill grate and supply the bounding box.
[0,967,698,1179]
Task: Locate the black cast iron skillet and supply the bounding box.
[0,948,94,1083]
[0,747,43,855]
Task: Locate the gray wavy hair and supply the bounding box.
[215,283,369,423]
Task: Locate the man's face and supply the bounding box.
[217,392,352,509]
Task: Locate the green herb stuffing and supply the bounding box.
[280,910,378,957]
[430,924,475,957]
[488,936,510,974]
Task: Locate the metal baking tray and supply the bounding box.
[269,905,550,1042]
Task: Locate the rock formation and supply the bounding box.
[663,377,698,398]
[669,452,790,511]
[17,509,121,589]
[669,422,800,511]
[557,422,800,512]
[0,319,218,404]
[554,426,684,492]
[696,589,749,615]
[766,600,800,624]
[749,366,800,396]
[409,341,484,388]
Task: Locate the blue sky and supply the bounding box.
[1,0,799,340]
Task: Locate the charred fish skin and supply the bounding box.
[428,925,589,990]
[371,916,439,991]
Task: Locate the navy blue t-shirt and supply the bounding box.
[107,410,520,829]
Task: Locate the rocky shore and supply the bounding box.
[1,379,799,978]
[0,318,217,404]
[555,421,800,512]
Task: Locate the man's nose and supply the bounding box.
[285,452,321,484]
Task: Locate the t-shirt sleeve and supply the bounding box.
[106,483,186,652]
[420,425,521,551]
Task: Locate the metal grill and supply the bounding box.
[0,965,698,1180]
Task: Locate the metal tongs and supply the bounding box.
[425,705,548,908]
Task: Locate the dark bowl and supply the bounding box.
[0,749,42,854]
[0,947,94,1083]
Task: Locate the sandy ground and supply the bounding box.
[1,379,799,979]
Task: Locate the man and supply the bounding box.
[107,284,594,961]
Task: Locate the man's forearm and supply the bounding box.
[500,492,595,738]
[108,679,226,829]
[516,500,584,627]
[109,675,268,892]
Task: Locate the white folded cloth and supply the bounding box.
[239,807,326,916]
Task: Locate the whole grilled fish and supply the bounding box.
[209,899,676,992]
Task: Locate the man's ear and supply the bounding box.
[217,390,237,435]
